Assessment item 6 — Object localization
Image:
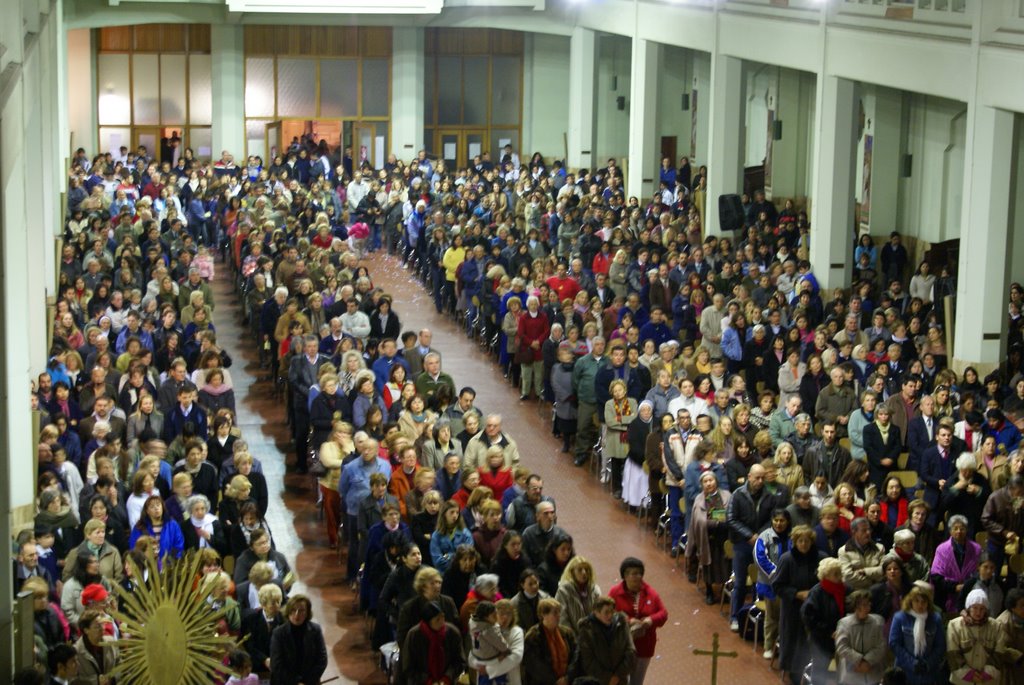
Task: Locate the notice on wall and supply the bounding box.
[443,142,456,161]
[375,136,385,168]
[498,138,511,150]
[468,142,481,159]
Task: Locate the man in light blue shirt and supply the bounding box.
[339,435,391,581]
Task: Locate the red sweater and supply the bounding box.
[478,467,514,503]
[608,580,668,658]
[592,252,611,275]
[516,311,550,362]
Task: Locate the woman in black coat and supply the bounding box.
[800,557,848,685]
[241,582,284,677]
[308,376,352,452]
[772,526,825,685]
[375,542,422,649]
[400,601,465,685]
[269,595,327,685]
[491,530,530,599]
[369,297,401,340]
[862,406,902,490]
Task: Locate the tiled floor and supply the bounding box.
[213,254,780,685]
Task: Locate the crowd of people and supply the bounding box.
[14,131,1024,685]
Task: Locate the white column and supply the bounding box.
[866,86,901,235]
[706,54,743,234]
[391,26,425,163]
[211,25,245,160]
[627,38,659,201]
[809,75,858,292]
[952,105,1015,371]
[567,26,596,170]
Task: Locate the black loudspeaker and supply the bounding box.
[681,93,690,111]
[616,96,626,111]
[773,120,783,140]
[718,194,744,232]
[900,153,913,178]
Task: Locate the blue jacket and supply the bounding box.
[754,528,791,598]
[460,258,485,297]
[429,528,473,573]
[371,355,410,392]
[638,322,672,349]
[163,403,208,442]
[888,610,946,685]
[339,457,392,516]
[129,519,184,562]
[988,420,1022,454]
[721,326,744,362]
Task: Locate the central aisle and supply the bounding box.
[214,254,774,684]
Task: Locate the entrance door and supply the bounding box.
[264,121,283,161]
[435,129,486,169]
[133,127,161,160]
[660,136,677,168]
[353,123,376,170]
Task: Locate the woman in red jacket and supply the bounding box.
[516,295,550,401]
[607,557,668,685]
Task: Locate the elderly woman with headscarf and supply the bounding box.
[686,469,732,605]
[622,400,654,509]
[946,588,1020,685]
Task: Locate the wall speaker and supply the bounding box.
[718,194,744,232]
[681,93,690,111]
[611,75,618,91]
[616,96,626,111]
[900,153,913,178]
[773,120,783,141]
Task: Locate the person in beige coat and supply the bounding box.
[947,588,1021,685]
[835,590,888,685]
[74,609,118,685]
[995,588,1024,685]
[838,518,885,590]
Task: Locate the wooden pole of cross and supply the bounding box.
[693,632,738,685]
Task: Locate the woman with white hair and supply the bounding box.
[946,588,1018,685]
[516,295,550,401]
[800,557,848,684]
[940,452,992,537]
[182,494,226,555]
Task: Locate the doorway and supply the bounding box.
[435,129,486,169]
[660,136,677,168]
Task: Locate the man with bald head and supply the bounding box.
[726,462,788,631]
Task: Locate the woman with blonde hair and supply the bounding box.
[555,555,601,633]
[603,378,637,498]
[773,441,804,495]
[707,415,735,463]
[609,249,629,299]
[318,420,352,549]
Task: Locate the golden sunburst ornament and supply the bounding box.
[110,552,239,685]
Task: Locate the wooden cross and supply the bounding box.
[692,632,738,685]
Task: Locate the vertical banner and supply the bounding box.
[690,88,698,159]
[860,135,872,231]
[765,109,775,198]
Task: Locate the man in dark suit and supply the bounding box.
[401,328,438,378]
[156,359,197,415]
[919,423,956,524]
[288,335,330,473]
[905,394,937,473]
[163,386,208,442]
[589,272,615,308]
[78,396,127,446]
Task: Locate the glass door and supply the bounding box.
[132,127,161,160]
[437,129,462,169]
[264,121,283,161]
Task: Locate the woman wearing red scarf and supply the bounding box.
[523,598,578,685]
[401,601,465,685]
[800,557,847,685]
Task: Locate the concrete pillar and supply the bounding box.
[627,38,659,201]
[770,69,814,202]
[706,54,744,234]
[952,106,1015,371]
[809,75,858,292]
[866,86,902,235]
[211,25,245,160]
[391,26,424,163]
[66,28,96,155]
[567,26,596,170]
